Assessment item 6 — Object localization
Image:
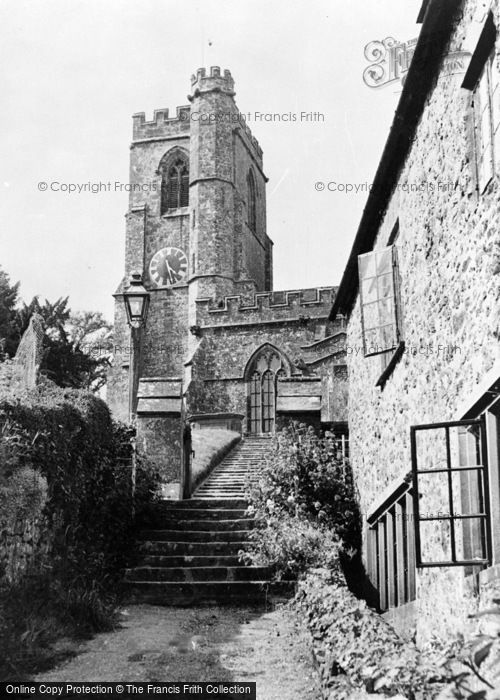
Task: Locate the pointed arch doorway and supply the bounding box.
[245,345,290,434]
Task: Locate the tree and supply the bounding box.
[14,298,112,391]
[67,311,113,391]
[0,264,113,391]
[0,267,20,359]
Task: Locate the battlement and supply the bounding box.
[132,105,191,141]
[195,287,336,327]
[238,120,263,163]
[189,66,235,96]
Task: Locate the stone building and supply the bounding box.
[330,0,500,641]
[108,67,347,497]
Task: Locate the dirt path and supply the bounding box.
[35,603,320,700]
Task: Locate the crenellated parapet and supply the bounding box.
[132,105,191,141]
[188,66,263,164]
[189,66,235,97]
[195,287,336,327]
[237,120,263,165]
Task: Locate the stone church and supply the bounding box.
[108,66,347,497]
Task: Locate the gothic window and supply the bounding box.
[262,370,275,433]
[246,346,289,434]
[249,371,262,435]
[160,151,189,214]
[247,169,257,232]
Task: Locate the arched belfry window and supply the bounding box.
[245,345,289,433]
[159,150,189,214]
[247,169,257,232]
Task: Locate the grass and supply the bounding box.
[191,429,240,491]
[0,570,121,681]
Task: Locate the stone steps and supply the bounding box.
[138,540,248,556]
[124,435,289,605]
[140,554,243,567]
[125,580,294,606]
[126,565,271,582]
[139,518,255,532]
[138,529,252,542]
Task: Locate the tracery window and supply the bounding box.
[160,151,189,214]
[246,346,288,433]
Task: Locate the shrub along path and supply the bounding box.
[35,603,320,699]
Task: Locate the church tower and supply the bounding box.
[109,67,344,501]
[108,67,274,495]
[188,67,272,304]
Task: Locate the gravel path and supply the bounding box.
[35,603,320,700]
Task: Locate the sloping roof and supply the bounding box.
[330,0,464,319]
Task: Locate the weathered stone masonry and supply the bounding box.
[332,0,500,644]
[108,67,348,496]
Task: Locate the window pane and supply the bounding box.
[378,273,394,299]
[420,519,452,563]
[358,251,377,279]
[363,301,380,329]
[453,469,484,516]
[362,277,378,304]
[417,471,451,519]
[378,298,395,326]
[455,518,486,562]
[376,248,392,274]
[364,328,381,354]
[415,427,447,471]
[379,324,397,350]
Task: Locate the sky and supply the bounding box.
[0,0,423,321]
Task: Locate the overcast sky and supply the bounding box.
[0,0,422,320]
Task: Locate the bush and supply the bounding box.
[242,515,340,580]
[243,422,360,580]
[297,568,448,700]
[0,380,162,679]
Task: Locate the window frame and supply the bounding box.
[473,52,495,194]
[358,245,403,358]
[462,12,498,194]
[410,417,492,569]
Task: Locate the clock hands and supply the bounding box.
[150,247,187,287]
[165,259,175,285]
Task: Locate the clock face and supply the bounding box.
[149,247,188,287]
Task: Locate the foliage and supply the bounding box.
[0,267,20,359]
[0,267,112,391]
[14,297,112,390]
[191,429,240,491]
[243,422,360,580]
[243,515,340,581]
[0,381,161,679]
[297,568,449,700]
[435,602,500,699]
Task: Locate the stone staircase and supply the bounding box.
[125,435,294,605]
